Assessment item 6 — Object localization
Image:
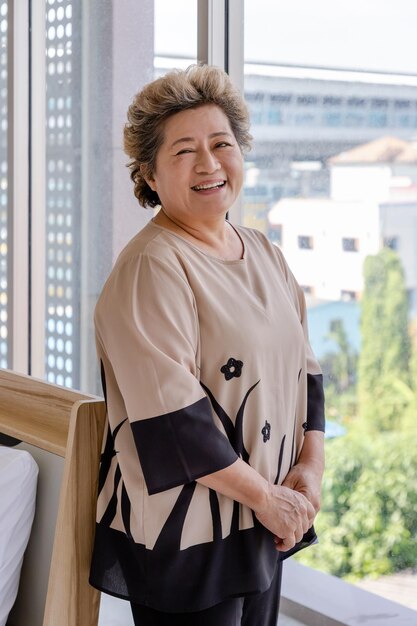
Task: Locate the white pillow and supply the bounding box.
[0,446,38,626]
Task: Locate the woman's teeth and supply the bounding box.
[192,181,225,191]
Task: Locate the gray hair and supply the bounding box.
[124,64,252,208]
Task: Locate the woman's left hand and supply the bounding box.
[282,461,322,514]
[282,431,325,516]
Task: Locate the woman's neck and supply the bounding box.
[153,208,243,261]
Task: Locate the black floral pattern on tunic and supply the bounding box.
[200,379,260,535]
[261,420,271,442]
[220,358,243,380]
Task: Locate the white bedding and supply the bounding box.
[0,446,38,626]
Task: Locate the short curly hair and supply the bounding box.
[123,64,252,208]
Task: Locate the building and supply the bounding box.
[268,136,417,314]
[243,63,417,229]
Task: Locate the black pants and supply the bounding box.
[131,561,282,626]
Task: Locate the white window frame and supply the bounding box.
[7,0,30,373]
[198,0,244,225]
[30,0,46,378]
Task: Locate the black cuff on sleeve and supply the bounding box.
[131,397,238,495]
[306,373,325,432]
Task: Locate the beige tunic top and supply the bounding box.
[89,220,324,611]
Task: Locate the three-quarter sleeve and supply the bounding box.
[95,253,238,495]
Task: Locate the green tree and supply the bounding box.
[320,319,358,423]
[410,318,417,392]
[296,433,417,580]
[357,248,410,431]
[395,317,417,431]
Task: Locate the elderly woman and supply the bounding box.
[89,65,325,626]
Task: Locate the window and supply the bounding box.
[250,109,264,124]
[347,97,366,107]
[244,0,417,612]
[324,112,342,127]
[341,289,357,301]
[298,235,314,249]
[342,237,359,252]
[369,112,387,127]
[384,236,398,250]
[371,98,389,108]
[246,92,264,102]
[295,113,316,126]
[398,114,412,127]
[297,95,318,106]
[270,93,292,104]
[345,113,365,127]
[267,224,282,244]
[394,99,411,109]
[323,96,342,107]
[45,2,80,388]
[267,110,281,125]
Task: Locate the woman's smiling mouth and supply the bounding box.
[191,181,226,191]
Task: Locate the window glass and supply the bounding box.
[342,237,359,252]
[45,0,80,388]
[298,235,314,250]
[244,0,417,609]
[154,0,197,74]
[0,1,7,368]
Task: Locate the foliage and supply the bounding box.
[410,318,417,393]
[295,432,417,580]
[357,248,411,431]
[397,318,417,431]
[320,319,358,424]
[321,319,357,394]
[302,251,417,581]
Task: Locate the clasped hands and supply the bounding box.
[255,461,322,552]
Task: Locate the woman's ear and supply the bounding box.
[140,164,157,192]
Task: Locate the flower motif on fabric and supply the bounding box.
[220,357,243,381]
[261,420,271,443]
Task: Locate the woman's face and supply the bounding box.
[145,104,244,224]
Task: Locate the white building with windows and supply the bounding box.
[268,137,417,312]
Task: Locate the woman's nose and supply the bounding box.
[195,149,221,174]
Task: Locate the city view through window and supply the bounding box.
[242,0,417,608]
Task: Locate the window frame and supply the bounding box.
[7,0,30,373]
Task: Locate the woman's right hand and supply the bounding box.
[197,458,315,551]
[254,483,315,551]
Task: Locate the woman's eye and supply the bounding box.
[215,142,231,148]
[175,148,193,155]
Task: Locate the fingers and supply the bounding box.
[306,499,316,527]
[274,533,296,552]
[255,484,317,543]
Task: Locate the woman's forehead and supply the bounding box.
[162,104,233,145]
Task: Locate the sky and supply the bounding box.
[155,0,417,75]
